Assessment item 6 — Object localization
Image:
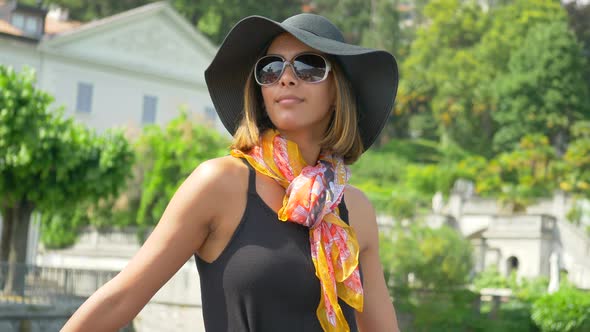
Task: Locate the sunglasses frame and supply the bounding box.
[253,52,332,86]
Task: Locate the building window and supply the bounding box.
[11,13,25,29]
[76,82,93,113]
[142,95,158,124]
[24,16,40,34]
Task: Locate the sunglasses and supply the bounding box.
[254,53,332,86]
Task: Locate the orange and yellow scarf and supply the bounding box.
[230,130,363,332]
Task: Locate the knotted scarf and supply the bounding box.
[230,129,363,332]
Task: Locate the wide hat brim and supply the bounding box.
[205,14,399,151]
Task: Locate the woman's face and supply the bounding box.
[260,33,336,140]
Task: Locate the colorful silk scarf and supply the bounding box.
[230,129,363,332]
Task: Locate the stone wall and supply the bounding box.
[134,302,204,332]
[0,304,68,332]
[34,227,205,331]
[0,301,135,332]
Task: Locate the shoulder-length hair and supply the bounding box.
[231,57,364,164]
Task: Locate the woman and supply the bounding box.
[62,13,399,332]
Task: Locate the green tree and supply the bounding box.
[135,111,229,230]
[311,0,371,45]
[565,2,590,58]
[380,223,476,330]
[559,121,590,198]
[493,21,590,153]
[197,0,304,44]
[381,223,473,290]
[40,207,89,249]
[350,138,449,218]
[397,0,569,157]
[358,0,405,57]
[396,0,493,153]
[41,111,231,245]
[457,134,557,211]
[472,265,510,290]
[0,66,134,295]
[39,175,142,249]
[531,283,590,332]
[477,0,566,75]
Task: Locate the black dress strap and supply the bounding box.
[338,197,350,224]
[240,158,257,195]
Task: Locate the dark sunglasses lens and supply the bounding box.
[293,54,327,82]
[256,56,284,84]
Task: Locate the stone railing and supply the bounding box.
[0,262,119,304]
[0,262,134,332]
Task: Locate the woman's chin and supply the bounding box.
[270,117,303,130]
[273,123,303,133]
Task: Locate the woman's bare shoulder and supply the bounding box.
[168,156,249,228]
[344,184,377,253]
[344,184,373,213]
[188,156,249,192]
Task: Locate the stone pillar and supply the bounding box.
[548,251,560,294]
[448,194,463,220]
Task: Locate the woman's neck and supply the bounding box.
[278,130,322,166]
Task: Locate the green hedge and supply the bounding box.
[531,285,590,332]
[392,287,538,331]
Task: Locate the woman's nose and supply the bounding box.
[279,63,298,86]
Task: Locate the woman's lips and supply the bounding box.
[276,95,303,105]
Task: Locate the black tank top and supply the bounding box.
[195,160,359,331]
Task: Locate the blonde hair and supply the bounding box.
[231,58,364,164]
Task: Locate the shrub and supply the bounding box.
[473,266,510,290]
[531,284,590,332]
[380,223,473,290]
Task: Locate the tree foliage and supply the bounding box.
[380,223,473,290]
[360,0,403,56]
[456,134,557,210]
[312,0,406,57]
[0,65,133,218]
[396,0,492,153]
[135,111,229,229]
[350,138,454,219]
[531,283,590,332]
[0,65,134,293]
[380,223,479,330]
[38,111,231,247]
[396,0,577,158]
[559,121,590,198]
[477,0,566,74]
[493,21,590,153]
[565,1,590,57]
[379,0,590,214]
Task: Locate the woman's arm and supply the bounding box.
[346,186,400,332]
[61,158,235,332]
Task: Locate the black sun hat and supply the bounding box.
[205,13,399,151]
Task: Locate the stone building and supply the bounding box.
[429,183,590,290]
[0,0,221,133]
